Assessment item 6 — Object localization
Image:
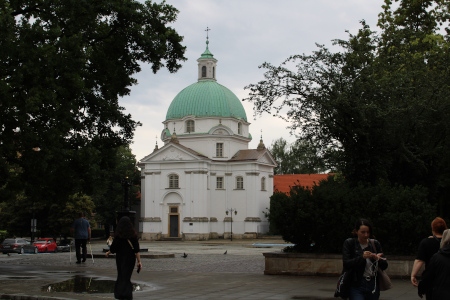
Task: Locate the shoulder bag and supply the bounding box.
[334,269,352,299]
[334,238,355,299]
[370,239,392,291]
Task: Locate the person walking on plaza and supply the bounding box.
[71,212,91,264]
[105,216,142,300]
[342,218,388,300]
[418,229,450,299]
[411,217,447,299]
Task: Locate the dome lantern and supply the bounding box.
[197,27,217,81]
[165,29,247,122]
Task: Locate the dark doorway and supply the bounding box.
[169,215,179,237]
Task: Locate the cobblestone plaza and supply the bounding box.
[0,238,417,299]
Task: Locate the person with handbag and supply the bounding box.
[340,218,389,300]
[105,216,142,300]
[411,217,447,300]
[418,229,450,299]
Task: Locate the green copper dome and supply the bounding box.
[165,80,247,121]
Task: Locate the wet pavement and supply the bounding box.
[0,238,419,299]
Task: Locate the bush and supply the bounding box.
[269,177,437,255]
[0,230,8,243]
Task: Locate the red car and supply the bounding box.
[33,238,58,253]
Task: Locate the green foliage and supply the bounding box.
[269,178,436,255]
[269,138,327,174]
[0,146,138,238]
[0,0,185,236]
[93,145,142,230]
[0,230,8,243]
[245,0,450,218]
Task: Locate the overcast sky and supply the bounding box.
[123,0,385,161]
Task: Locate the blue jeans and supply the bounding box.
[349,277,380,300]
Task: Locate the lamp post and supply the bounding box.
[30,205,36,242]
[30,146,40,242]
[122,176,131,211]
[116,176,136,228]
[225,208,237,241]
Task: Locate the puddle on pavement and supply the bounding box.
[41,275,143,294]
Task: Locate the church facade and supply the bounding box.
[137,38,276,241]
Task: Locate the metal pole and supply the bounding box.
[122,177,131,211]
[31,210,36,242]
[231,214,233,241]
[226,208,237,242]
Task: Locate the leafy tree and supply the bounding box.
[269,138,290,174]
[0,0,186,232]
[93,145,141,234]
[0,145,139,237]
[269,138,326,174]
[245,0,450,214]
[50,193,96,238]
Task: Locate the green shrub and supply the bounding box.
[269,177,437,255]
[0,230,8,243]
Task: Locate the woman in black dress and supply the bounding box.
[106,216,142,300]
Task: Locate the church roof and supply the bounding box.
[228,149,267,161]
[165,80,247,121]
[200,39,214,59]
[273,174,331,194]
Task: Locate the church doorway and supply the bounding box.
[169,206,179,237]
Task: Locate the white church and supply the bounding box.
[137,37,276,241]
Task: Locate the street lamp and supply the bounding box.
[30,146,40,242]
[121,176,131,211]
[116,176,136,229]
[30,205,36,242]
[225,208,237,241]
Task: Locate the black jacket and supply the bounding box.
[342,238,388,285]
[418,244,450,300]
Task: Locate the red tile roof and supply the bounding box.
[273,174,331,194]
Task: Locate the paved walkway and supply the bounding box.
[0,238,419,300]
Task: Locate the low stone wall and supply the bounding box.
[263,252,419,279]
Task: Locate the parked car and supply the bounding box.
[33,238,58,253]
[56,238,73,252]
[0,238,38,254]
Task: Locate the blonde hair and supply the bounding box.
[440,229,450,248]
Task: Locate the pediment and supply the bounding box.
[257,151,277,166]
[139,144,206,163]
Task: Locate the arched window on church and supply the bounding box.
[169,174,179,189]
[236,176,244,190]
[261,177,266,191]
[202,66,207,77]
[238,122,242,135]
[213,67,215,79]
[186,120,195,133]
